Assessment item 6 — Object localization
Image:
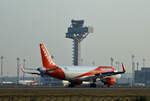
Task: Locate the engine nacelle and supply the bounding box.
[37,67,46,73]
[102,77,116,86]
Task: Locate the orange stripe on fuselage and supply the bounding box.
[72,66,116,79]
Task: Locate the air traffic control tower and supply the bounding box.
[66,20,93,66]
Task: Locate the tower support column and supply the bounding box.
[73,39,81,65]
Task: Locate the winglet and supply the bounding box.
[18,64,25,72]
[122,63,126,72]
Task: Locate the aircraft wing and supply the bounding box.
[72,64,126,81]
[96,64,126,78]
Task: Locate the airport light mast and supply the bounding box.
[110,57,114,66]
[66,20,93,65]
[23,59,26,82]
[16,57,20,85]
[131,55,135,87]
[1,56,4,84]
[136,62,139,71]
[143,58,146,67]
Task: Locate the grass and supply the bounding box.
[0,88,150,101]
[1,89,150,96]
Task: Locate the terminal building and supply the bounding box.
[135,67,150,85]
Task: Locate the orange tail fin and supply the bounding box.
[40,43,55,68]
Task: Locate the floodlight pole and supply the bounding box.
[110,57,114,66]
[23,59,26,82]
[143,58,145,67]
[131,55,135,87]
[16,57,20,85]
[1,56,4,84]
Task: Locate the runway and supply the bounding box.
[0,85,150,91]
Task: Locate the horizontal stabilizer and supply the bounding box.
[18,64,40,75]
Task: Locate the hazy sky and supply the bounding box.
[0,0,150,76]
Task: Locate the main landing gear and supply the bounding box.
[68,83,75,87]
[90,79,97,88]
[104,82,111,88]
[90,83,96,88]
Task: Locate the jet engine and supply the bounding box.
[37,67,46,73]
[102,77,116,86]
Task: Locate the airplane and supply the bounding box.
[2,81,14,85]
[19,77,35,85]
[19,43,126,87]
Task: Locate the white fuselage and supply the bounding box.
[58,66,121,81]
[60,66,97,80]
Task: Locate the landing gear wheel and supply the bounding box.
[68,83,75,88]
[90,83,96,88]
[107,85,110,88]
